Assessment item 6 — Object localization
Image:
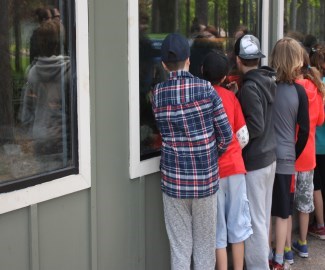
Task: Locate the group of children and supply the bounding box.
[151,32,325,270]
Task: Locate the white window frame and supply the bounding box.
[128,0,276,179]
[0,0,91,214]
[129,1,160,179]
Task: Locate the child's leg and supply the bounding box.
[298,212,309,242]
[215,178,228,270]
[245,162,276,270]
[284,189,295,264]
[231,242,244,270]
[215,248,227,270]
[271,174,292,265]
[162,193,193,270]
[192,193,217,270]
[286,176,295,249]
[316,155,325,222]
[314,190,324,225]
[285,215,292,248]
[295,171,314,242]
[313,164,325,226]
[284,215,294,265]
[226,174,252,269]
[275,216,288,257]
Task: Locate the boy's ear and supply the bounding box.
[220,76,227,84]
[162,61,169,72]
[236,56,242,67]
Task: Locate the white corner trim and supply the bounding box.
[261,0,270,66]
[128,0,160,179]
[0,0,91,214]
[277,0,284,40]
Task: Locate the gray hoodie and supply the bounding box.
[237,66,277,171]
[20,55,71,155]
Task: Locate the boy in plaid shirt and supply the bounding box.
[152,33,232,270]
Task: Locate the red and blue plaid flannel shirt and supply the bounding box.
[152,71,232,198]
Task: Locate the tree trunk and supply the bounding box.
[195,0,208,26]
[290,0,297,31]
[174,0,179,32]
[0,0,14,144]
[249,0,255,34]
[243,0,248,26]
[320,0,325,41]
[214,0,219,35]
[186,0,190,36]
[228,0,241,37]
[157,0,176,32]
[151,0,160,33]
[14,0,22,73]
[296,0,308,34]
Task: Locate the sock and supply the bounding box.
[317,223,324,229]
[284,246,291,252]
[298,239,307,245]
[274,253,284,265]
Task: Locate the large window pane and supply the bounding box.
[139,0,261,160]
[0,0,77,192]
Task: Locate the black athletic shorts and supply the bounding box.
[271,174,294,219]
[314,155,325,191]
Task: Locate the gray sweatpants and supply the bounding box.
[244,161,276,270]
[163,192,217,270]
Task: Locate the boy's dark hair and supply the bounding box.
[164,60,187,71]
[202,51,229,84]
[37,20,61,57]
[237,58,260,67]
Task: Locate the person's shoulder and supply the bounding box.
[215,85,235,98]
[153,81,167,92]
[189,76,212,88]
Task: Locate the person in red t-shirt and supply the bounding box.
[202,51,253,270]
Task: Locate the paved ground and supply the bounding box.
[228,230,325,269]
[290,231,325,270]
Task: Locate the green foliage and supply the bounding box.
[309,0,320,8]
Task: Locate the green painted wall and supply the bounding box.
[0,1,171,269]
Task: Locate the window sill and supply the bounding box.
[0,174,90,214]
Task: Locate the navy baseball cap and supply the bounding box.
[234,34,265,59]
[161,33,190,63]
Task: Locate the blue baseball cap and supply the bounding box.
[161,33,190,63]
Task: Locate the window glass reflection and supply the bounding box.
[0,1,77,187]
[284,0,325,50]
[139,0,260,160]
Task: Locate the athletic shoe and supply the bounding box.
[272,261,284,270]
[292,241,308,258]
[284,249,294,264]
[283,261,292,270]
[308,224,325,240]
[269,259,273,270]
